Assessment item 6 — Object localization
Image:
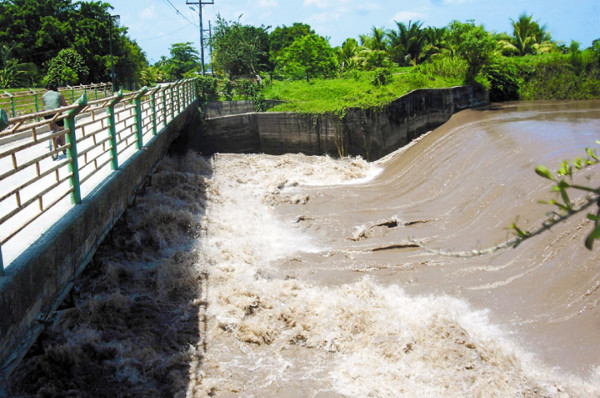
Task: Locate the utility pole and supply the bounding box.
[109,14,120,93]
[186,0,214,75]
[208,20,213,76]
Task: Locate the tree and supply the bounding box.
[44,48,88,86]
[448,20,496,82]
[337,38,359,71]
[276,34,338,81]
[500,13,554,56]
[210,15,271,77]
[387,20,427,66]
[161,42,199,81]
[0,44,38,88]
[0,0,148,87]
[269,23,314,58]
[360,26,388,51]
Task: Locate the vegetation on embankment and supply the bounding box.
[261,67,463,114]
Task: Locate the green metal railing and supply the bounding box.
[0,79,197,272]
[0,83,113,118]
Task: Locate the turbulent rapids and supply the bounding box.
[8,101,600,396]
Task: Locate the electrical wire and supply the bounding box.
[136,25,191,42]
[160,0,199,27]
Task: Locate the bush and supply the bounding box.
[371,68,392,86]
[196,76,218,102]
[482,57,521,101]
[44,48,89,86]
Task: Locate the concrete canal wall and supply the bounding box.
[179,85,489,160]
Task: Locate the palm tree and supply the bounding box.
[0,45,35,88]
[387,20,426,66]
[337,38,359,71]
[500,13,553,56]
[359,26,388,51]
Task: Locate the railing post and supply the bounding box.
[31,90,40,113]
[170,83,175,120]
[67,85,75,103]
[150,87,160,136]
[162,86,168,127]
[94,84,98,100]
[64,94,87,205]
[176,81,182,113]
[133,87,148,149]
[107,90,123,170]
[4,91,16,117]
[0,109,8,272]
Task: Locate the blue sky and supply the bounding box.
[93,0,600,64]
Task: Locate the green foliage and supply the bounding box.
[223,79,235,101]
[337,38,360,72]
[210,15,271,77]
[482,56,521,101]
[162,42,199,81]
[0,44,38,88]
[417,55,468,80]
[196,75,219,102]
[512,53,600,100]
[44,48,88,86]
[235,79,260,100]
[448,20,496,83]
[515,146,600,250]
[269,23,314,59]
[371,68,392,86]
[263,68,462,114]
[0,0,147,88]
[499,13,553,56]
[276,34,338,81]
[388,20,427,66]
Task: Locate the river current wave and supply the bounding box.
[8,101,600,397]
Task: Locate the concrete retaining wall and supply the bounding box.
[181,86,488,160]
[0,100,200,383]
[204,100,282,119]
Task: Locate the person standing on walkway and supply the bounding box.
[42,83,68,160]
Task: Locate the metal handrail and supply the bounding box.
[0,79,198,272]
[0,83,113,118]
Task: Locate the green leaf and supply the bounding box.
[511,223,529,238]
[587,214,599,222]
[585,225,600,250]
[585,147,599,162]
[535,165,556,181]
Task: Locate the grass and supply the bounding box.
[262,67,464,114]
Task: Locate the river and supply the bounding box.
[8,101,600,397]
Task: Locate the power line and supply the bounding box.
[137,25,190,42]
[161,0,199,27]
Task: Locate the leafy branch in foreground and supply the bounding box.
[412,143,600,257]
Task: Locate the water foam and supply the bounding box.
[190,152,599,397]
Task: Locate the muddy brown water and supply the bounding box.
[8,101,600,397]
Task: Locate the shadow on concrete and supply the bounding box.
[7,151,212,397]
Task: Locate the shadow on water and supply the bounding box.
[7,151,212,397]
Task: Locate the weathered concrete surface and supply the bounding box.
[204,100,282,119]
[0,99,200,384]
[182,86,488,160]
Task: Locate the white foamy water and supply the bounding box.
[187,148,600,397]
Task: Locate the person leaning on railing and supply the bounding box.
[42,83,68,160]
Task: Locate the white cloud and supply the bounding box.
[140,5,156,20]
[258,0,278,7]
[432,0,474,4]
[303,0,353,9]
[393,11,425,22]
